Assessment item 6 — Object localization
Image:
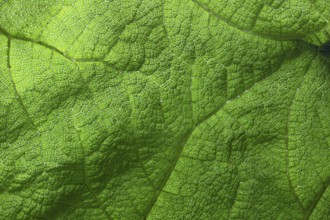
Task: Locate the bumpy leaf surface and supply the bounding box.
[0,0,329,219]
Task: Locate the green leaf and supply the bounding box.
[0,0,329,219]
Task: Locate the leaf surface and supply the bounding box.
[0,0,329,219]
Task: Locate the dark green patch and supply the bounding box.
[319,40,330,57]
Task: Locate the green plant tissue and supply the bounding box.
[0,0,329,219]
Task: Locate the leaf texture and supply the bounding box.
[0,0,329,219]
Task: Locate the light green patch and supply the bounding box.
[0,0,329,219]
